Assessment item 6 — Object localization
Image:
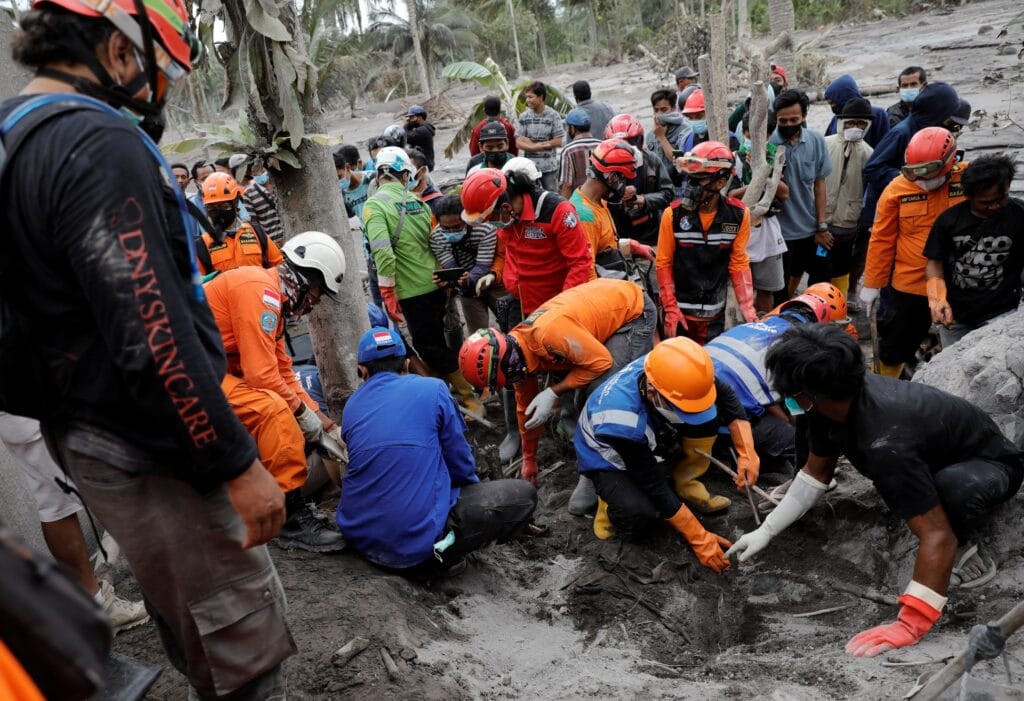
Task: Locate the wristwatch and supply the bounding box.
[817,222,828,231]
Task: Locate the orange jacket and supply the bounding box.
[197,221,284,275]
[571,188,618,262]
[864,164,966,296]
[204,266,316,413]
[510,278,644,390]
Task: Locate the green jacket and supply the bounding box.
[363,180,437,300]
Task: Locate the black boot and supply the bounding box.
[275,490,346,553]
[498,388,521,463]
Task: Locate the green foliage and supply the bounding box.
[748,0,926,33]
[162,117,339,171]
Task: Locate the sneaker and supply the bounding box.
[275,503,347,553]
[99,580,149,635]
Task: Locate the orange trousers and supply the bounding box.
[222,374,307,493]
[0,641,44,701]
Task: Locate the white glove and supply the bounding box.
[295,404,324,443]
[725,470,828,562]
[859,287,880,309]
[523,387,558,430]
[475,272,496,296]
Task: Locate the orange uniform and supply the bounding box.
[196,221,284,275]
[0,641,43,701]
[864,164,966,296]
[205,266,314,492]
[570,188,618,263]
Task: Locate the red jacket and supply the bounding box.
[469,117,519,156]
[494,190,594,315]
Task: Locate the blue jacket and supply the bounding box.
[861,82,960,230]
[337,372,479,568]
[823,75,891,148]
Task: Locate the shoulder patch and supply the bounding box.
[260,310,278,334]
[947,182,964,199]
[562,210,579,229]
[262,287,281,310]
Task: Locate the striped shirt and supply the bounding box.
[428,222,498,290]
[243,182,286,244]
[559,136,601,192]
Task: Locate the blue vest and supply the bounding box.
[705,314,798,417]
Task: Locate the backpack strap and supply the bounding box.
[0,96,101,187]
[193,234,214,274]
[249,220,272,268]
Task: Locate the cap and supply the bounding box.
[949,99,972,126]
[840,97,873,120]
[771,64,788,82]
[565,108,591,129]
[675,66,698,81]
[479,121,508,141]
[357,327,407,363]
[228,153,248,169]
[407,105,427,117]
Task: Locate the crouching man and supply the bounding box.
[728,324,1024,656]
[339,327,538,581]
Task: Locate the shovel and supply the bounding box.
[869,299,881,374]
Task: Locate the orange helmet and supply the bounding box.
[902,127,957,181]
[644,338,717,422]
[773,293,831,323]
[36,0,200,76]
[590,139,639,179]
[461,168,507,224]
[682,89,706,115]
[804,282,848,322]
[459,328,510,391]
[202,172,241,205]
[677,140,734,177]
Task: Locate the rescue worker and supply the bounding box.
[729,324,1024,655]
[195,171,283,274]
[924,154,1024,346]
[574,338,755,568]
[570,138,658,271]
[1,2,295,695]
[706,284,848,476]
[460,159,594,317]
[338,326,537,582]
[205,231,347,552]
[603,114,676,246]
[860,127,966,378]
[458,278,657,514]
[657,141,758,345]
[364,146,483,415]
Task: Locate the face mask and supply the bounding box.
[484,151,506,168]
[654,405,684,424]
[741,137,753,152]
[830,103,843,116]
[688,119,708,135]
[490,204,518,229]
[656,111,685,127]
[914,175,948,192]
[441,227,467,243]
[254,173,269,185]
[777,123,802,140]
[784,396,807,416]
[900,88,920,104]
[208,209,236,231]
[407,177,419,190]
[843,127,865,142]
[339,176,352,191]
[679,181,703,212]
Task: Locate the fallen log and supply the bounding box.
[332,636,370,668]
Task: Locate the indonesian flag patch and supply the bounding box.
[373,330,395,348]
[262,288,282,309]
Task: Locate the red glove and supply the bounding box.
[656,266,687,337]
[730,268,757,323]
[380,286,404,323]
[621,238,656,262]
[845,592,942,657]
[520,435,539,485]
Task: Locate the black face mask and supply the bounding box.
[831,103,843,116]
[777,123,803,140]
[679,180,703,212]
[484,151,506,168]
[208,209,236,232]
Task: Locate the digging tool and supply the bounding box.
[696,450,780,506]
[869,299,881,374]
[316,432,348,462]
[459,405,496,429]
[729,448,761,525]
[906,599,1024,700]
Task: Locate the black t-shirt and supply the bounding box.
[0,94,257,489]
[923,198,1024,324]
[806,373,1024,519]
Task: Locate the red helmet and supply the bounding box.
[676,140,734,177]
[803,283,848,322]
[902,127,957,181]
[459,328,509,391]
[35,0,200,76]
[590,139,639,179]
[604,114,644,141]
[461,168,507,224]
[773,293,830,323]
[682,89,706,115]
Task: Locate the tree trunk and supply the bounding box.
[702,11,728,144]
[506,0,523,77]
[738,0,750,41]
[405,0,432,97]
[536,19,550,73]
[586,0,599,57]
[768,0,795,76]
[222,0,367,409]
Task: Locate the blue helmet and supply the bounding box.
[367,302,389,329]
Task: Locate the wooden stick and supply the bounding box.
[332,637,370,667]
[459,405,496,429]
[696,450,780,505]
[910,600,1024,700]
[379,647,401,681]
[792,604,853,619]
[730,448,761,526]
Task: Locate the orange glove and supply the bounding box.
[846,591,942,657]
[667,505,731,573]
[520,435,539,485]
[926,277,954,327]
[381,286,404,323]
[728,419,760,490]
[656,267,687,337]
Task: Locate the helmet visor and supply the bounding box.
[900,156,950,181]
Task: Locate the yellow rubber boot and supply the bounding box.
[447,371,485,418]
[593,498,614,540]
[830,274,850,297]
[673,436,731,513]
[877,362,904,379]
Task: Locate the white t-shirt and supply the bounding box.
[746,215,787,263]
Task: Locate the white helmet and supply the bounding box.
[374,146,416,178]
[501,156,542,183]
[282,231,346,299]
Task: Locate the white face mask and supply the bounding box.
[843,127,864,142]
[914,175,948,192]
[654,405,684,424]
